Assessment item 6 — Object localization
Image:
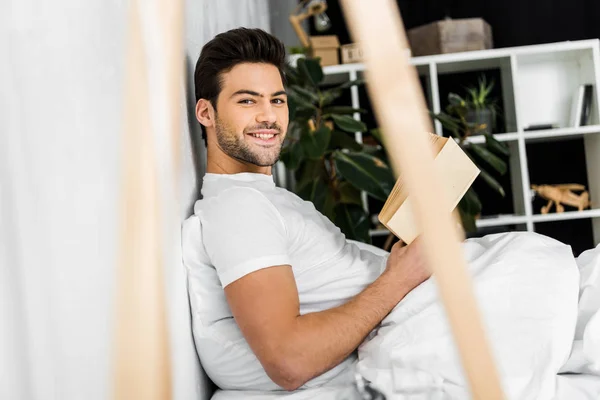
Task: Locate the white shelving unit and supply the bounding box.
[321,39,600,248]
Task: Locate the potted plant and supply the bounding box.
[431,88,510,232]
[287,46,309,67]
[462,75,498,135]
[281,57,395,243]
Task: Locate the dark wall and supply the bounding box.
[311,0,600,48]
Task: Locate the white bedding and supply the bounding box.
[212,232,600,399]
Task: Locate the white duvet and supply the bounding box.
[212,232,600,400]
[357,231,599,399]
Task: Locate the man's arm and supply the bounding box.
[224,239,430,391]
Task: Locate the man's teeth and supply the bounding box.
[251,133,275,139]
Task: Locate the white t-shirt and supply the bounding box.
[181,172,388,391]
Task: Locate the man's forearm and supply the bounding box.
[278,268,411,389]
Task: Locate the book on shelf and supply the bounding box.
[570,84,594,127]
[378,132,480,244]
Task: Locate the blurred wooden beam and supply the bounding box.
[339,1,505,399]
[113,0,182,398]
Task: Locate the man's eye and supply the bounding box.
[238,99,254,104]
[272,98,286,104]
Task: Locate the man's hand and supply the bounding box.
[384,237,431,293]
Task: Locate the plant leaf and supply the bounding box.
[333,151,395,201]
[293,107,316,120]
[338,181,363,206]
[297,178,327,212]
[334,203,371,243]
[448,93,466,107]
[458,206,477,233]
[320,88,343,107]
[322,190,336,221]
[289,85,319,103]
[287,88,317,110]
[295,159,327,190]
[328,130,363,151]
[300,125,331,159]
[459,187,482,216]
[322,106,367,116]
[279,140,304,171]
[469,144,507,175]
[478,168,506,197]
[431,112,462,138]
[335,78,366,90]
[297,57,323,87]
[484,134,510,157]
[370,128,384,145]
[331,114,367,133]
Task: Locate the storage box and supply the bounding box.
[341,43,364,64]
[309,35,340,66]
[407,18,493,57]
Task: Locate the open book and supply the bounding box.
[378,132,481,244]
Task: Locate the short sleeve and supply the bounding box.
[200,187,290,287]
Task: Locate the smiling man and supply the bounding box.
[182,27,430,394]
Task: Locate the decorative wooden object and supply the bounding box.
[289,0,328,48]
[407,18,493,57]
[339,0,505,399]
[113,0,182,399]
[341,43,364,64]
[289,0,340,65]
[532,184,591,214]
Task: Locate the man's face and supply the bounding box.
[213,62,288,167]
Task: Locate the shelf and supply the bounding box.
[322,62,429,76]
[523,125,600,141]
[322,39,600,77]
[319,39,600,249]
[532,208,600,223]
[475,214,528,227]
[369,228,392,237]
[448,126,600,145]
[464,132,520,144]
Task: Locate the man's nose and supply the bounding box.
[256,103,277,124]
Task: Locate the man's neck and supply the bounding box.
[206,155,271,176]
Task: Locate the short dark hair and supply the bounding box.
[194,28,287,144]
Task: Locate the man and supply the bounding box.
[182,27,430,393]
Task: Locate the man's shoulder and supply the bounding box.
[193,185,289,232]
[197,185,275,212]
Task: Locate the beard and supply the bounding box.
[215,115,284,167]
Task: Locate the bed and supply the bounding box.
[193,232,600,400]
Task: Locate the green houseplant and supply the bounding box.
[281,57,395,243]
[463,75,499,135]
[431,79,510,232]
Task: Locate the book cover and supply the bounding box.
[378,132,480,244]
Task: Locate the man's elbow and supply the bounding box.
[264,357,309,391]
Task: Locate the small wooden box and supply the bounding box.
[407,18,493,57]
[341,43,364,64]
[309,35,340,66]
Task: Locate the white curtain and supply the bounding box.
[0,1,270,399]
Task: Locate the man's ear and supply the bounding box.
[195,99,214,128]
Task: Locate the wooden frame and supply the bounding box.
[289,0,328,48]
[339,0,505,398]
[113,0,182,399]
